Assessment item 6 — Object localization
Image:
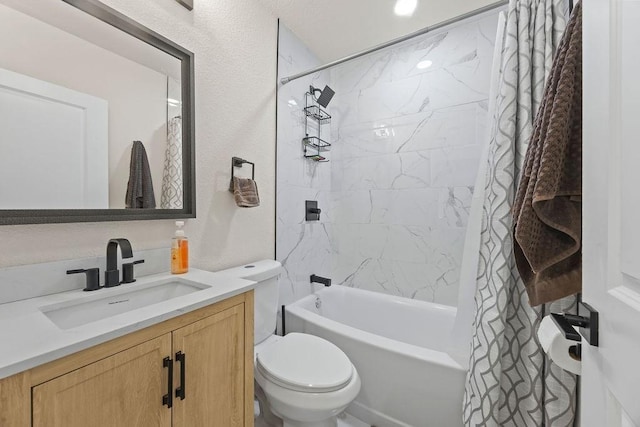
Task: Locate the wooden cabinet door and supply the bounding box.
[33,334,172,427]
[172,303,246,427]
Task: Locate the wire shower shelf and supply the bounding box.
[303,105,331,124]
[302,136,331,152]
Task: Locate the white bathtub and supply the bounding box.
[284,286,467,427]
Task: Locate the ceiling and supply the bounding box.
[259,0,500,63]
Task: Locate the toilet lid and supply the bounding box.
[256,333,353,393]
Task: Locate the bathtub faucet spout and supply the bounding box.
[310,274,332,287]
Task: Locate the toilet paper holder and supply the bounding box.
[550,302,599,347]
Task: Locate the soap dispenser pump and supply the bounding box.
[171,221,189,274]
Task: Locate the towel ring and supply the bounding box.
[229,157,255,192]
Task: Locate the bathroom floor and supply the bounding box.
[254,412,370,427]
[336,413,371,427]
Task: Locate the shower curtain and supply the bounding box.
[161,116,183,209]
[462,0,578,426]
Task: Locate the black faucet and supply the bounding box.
[122,259,145,284]
[310,274,331,287]
[67,267,101,291]
[105,238,133,288]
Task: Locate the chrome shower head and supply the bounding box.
[310,85,335,108]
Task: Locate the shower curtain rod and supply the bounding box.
[280,0,509,85]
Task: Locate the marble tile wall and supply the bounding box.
[276,25,333,309]
[277,12,499,309]
[329,11,499,306]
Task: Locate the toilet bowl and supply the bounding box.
[254,333,361,427]
[217,260,361,427]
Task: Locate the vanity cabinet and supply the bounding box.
[0,291,254,427]
[173,304,245,426]
[33,335,172,426]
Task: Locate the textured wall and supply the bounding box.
[0,0,277,271]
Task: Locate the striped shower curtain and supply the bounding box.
[161,116,183,209]
[462,0,579,426]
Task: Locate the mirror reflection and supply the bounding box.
[0,0,184,210]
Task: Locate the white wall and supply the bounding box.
[0,0,277,272]
[0,3,169,208]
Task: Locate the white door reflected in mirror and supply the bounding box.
[0,68,108,209]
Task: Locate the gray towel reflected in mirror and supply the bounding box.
[125,140,156,209]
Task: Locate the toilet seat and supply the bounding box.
[256,333,353,393]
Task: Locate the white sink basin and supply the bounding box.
[40,277,210,330]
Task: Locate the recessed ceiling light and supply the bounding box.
[417,60,433,69]
[288,99,298,107]
[394,0,417,17]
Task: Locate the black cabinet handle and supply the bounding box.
[175,351,186,400]
[163,356,173,408]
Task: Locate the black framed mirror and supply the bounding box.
[0,0,195,225]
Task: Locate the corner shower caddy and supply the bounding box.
[302,90,331,162]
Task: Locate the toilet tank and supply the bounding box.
[216,260,282,344]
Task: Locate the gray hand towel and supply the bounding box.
[229,176,260,208]
[125,140,156,209]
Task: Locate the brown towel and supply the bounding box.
[125,140,156,209]
[513,3,582,306]
[229,176,260,208]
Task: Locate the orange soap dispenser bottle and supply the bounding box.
[171,220,189,274]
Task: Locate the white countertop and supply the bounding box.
[0,269,256,380]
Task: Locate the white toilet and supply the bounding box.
[219,260,361,427]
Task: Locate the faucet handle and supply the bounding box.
[67,268,101,292]
[122,259,145,284]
